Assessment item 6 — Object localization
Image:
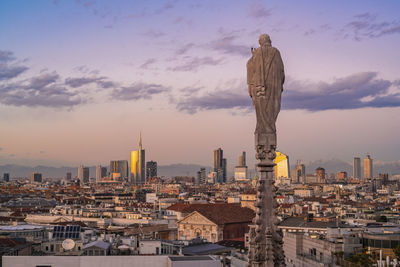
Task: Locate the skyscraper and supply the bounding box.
[30,172,42,183]
[197,168,206,184]
[316,167,326,183]
[66,172,72,180]
[96,165,102,183]
[78,165,89,184]
[146,161,157,179]
[353,157,361,179]
[235,151,248,181]
[131,133,146,184]
[364,154,373,179]
[213,148,226,183]
[274,151,290,182]
[110,160,129,181]
[3,173,10,182]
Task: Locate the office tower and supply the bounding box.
[3,173,10,182]
[364,154,373,179]
[213,148,226,183]
[131,134,146,184]
[30,172,42,183]
[238,151,246,166]
[316,167,326,183]
[66,172,72,180]
[146,161,157,179]
[235,151,248,181]
[78,165,89,184]
[96,165,102,183]
[101,167,107,178]
[292,161,306,184]
[336,171,347,181]
[353,157,361,179]
[110,160,129,181]
[274,151,290,181]
[197,168,206,184]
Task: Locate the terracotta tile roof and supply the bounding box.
[174,203,254,225]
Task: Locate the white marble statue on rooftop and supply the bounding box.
[247,34,285,164]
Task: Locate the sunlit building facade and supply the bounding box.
[131,134,145,184]
[364,154,373,179]
[274,151,290,184]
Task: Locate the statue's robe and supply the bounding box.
[247,44,285,157]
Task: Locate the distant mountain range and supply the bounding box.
[0,159,399,179]
[302,158,400,177]
[0,163,212,179]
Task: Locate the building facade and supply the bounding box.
[146,161,157,179]
[353,157,361,179]
[131,134,146,184]
[110,160,128,181]
[364,154,373,179]
[30,172,42,183]
[213,148,226,183]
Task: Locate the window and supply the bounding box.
[156,247,160,255]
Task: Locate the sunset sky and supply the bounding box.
[1,0,399,169]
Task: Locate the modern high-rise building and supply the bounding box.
[78,165,89,184]
[353,157,361,179]
[3,173,10,182]
[213,148,226,183]
[364,154,373,179]
[274,151,290,181]
[146,161,157,179]
[131,134,146,184]
[96,165,103,183]
[66,172,72,180]
[291,161,305,184]
[110,160,129,181]
[235,151,248,181]
[197,168,206,184]
[316,167,326,183]
[30,172,42,183]
[101,167,107,178]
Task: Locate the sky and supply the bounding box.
[0,0,400,170]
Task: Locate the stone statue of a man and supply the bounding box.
[247,34,285,164]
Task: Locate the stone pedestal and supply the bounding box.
[248,161,285,267]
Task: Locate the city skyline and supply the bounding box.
[0,0,399,168]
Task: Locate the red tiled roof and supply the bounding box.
[173,203,254,225]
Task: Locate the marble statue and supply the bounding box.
[247,34,286,267]
[247,34,285,164]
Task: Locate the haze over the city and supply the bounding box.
[1,0,399,169]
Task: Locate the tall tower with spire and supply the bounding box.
[131,133,146,184]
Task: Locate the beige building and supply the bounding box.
[364,154,373,179]
[240,191,256,211]
[173,203,254,243]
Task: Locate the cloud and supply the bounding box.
[0,71,84,108]
[0,50,29,80]
[140,58,157,69]
[142,29,165,38]
[111,83,170,101]
[175,72,400,114]
[248,0,272,18]
[175,43,195,55]
[169,56,223,72]
[176,90,252,114]
[65,76,105,88]
[283,72,400,111]
[341,13,400,40]
[208,30,250,57]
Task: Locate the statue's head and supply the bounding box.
[259,34,271,46]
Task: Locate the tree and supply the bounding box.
[393,245,400,260]
[345,250,374,267]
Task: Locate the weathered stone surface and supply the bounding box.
[247,34,285,165]
[247,34,285,267]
